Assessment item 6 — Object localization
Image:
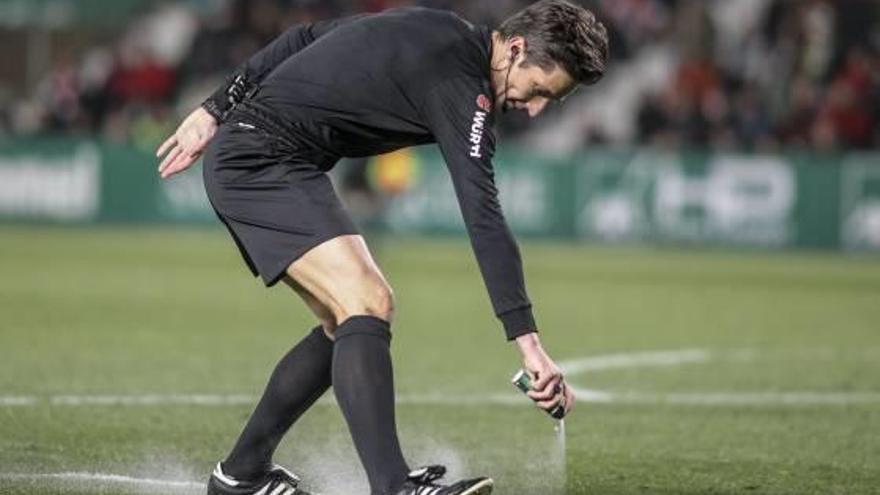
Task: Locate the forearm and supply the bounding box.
[465,219,536,340]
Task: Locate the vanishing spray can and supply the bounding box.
[511,369,566,419]
[511,369,568,494]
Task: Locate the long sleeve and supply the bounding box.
[202,15,364,121]
[421,77,537,341]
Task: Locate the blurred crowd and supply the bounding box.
[1,0,879,153]
[630,0,880,152]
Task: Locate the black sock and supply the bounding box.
[223,326,334,481]
[333,316,410,494]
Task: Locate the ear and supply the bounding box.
[508,36,526,61]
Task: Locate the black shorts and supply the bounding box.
[202,121,359,287]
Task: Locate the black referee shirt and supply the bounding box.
[204,7,536,340]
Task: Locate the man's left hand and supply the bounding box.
[157,107,218,179]
[515,332,575,417]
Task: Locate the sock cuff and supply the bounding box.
[335,315,391,342]
[309,325,334,344]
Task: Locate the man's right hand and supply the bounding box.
[156,107,218,179]
[515,332,575,417]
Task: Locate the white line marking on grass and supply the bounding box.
[50,394,255,406]
[0,472,204,489]
[0,396,36,406]
[571,387,880,406]
[0,472,331,494]
[2,349,877,409]
[559,349,711,374]
[3,389,878,408]
[657,391,880,406]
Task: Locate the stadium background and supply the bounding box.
[1,1,879,494]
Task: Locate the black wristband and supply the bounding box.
[202,72,256,123]
[201,98,225,122]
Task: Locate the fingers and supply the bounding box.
[525,370,570,415]
[158,143,186,174]
[157,108,219,178]
[531,383,573,417]
[533,380,567,409]
[158,144,183,174]
[157,129,212,179]
[536,394,563,411]
[531,367,561,392]
[160,150,202,179]
[156,135,177,158]
[527,374,562,402]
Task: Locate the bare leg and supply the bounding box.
[286,234,394,325]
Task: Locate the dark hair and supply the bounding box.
[498,0,610,85]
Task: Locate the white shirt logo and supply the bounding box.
[469,110,487,158]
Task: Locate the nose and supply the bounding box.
[527,97,549,118]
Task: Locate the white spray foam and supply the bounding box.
[283,427,367,495]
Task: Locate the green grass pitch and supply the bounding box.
[1,226,879,494]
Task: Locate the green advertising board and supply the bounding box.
[0,137,877,251]
[571,150,841,249]
[840,154,880,251]
[0,137,212,224]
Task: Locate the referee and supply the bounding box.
[157,2,608,494]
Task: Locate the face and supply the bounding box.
[495,45,578,117]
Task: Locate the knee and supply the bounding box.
[335,280,395,324]
[360,281,395,322]
[370,283,395,321]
